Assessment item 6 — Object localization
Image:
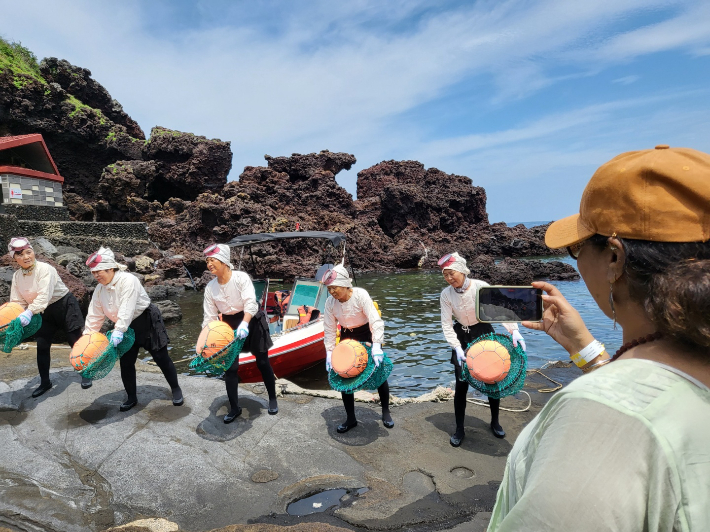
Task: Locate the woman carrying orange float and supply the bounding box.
[201,244,278,423]
[322,262,393,432]
[83,247,183,412]
[439,252,526,446]
[7,237,89,397]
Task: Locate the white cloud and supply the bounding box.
[1,0,709,222]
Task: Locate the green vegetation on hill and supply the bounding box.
[0,36,107,123]
[0,37,46,87]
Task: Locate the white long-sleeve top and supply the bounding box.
[202,271,258,328]
[440,279,517,350]
[83,271,151,334]
[10,261,69,314]
[324,287,384,352]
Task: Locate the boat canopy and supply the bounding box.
[226,231,346,248]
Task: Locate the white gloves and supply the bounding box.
[111,330,124,347]
[326,350,333,372]
[236,321,249,340]
[19,309,33,327]
[455,346,466,365]
[372,343,384,367]
[512,330,526,351]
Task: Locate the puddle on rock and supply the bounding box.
[286,489,348,516]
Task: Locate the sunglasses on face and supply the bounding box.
[567,241,585,260]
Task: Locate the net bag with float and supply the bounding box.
[0,302,43,353]
[460,332,527,400]
[328,339,393,393]
[189,320,246,375]
[70,328,136,380]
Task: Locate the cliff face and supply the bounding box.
[1,40,570,283]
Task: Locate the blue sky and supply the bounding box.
[2,0,710,222]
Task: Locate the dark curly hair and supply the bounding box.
[589,236,710,354]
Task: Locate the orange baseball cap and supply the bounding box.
[545,145,710,249]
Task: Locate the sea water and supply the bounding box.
[161,256,622,398]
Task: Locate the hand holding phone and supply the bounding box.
[476,286,543,323]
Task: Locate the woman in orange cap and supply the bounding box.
[7,237,89,397]
[84,247,183,412]
[322,261,393,433]
[488,145,710,531]
[438,252,525,447]
[202,244,277,423]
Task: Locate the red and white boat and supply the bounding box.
[224,231,345,383]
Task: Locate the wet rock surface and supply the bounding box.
[0,351,577,532]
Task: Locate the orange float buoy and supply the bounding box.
[332,339,369,378]
[0,302,25,328]
[70,333,110,371]
[466,340,511,384]
[196,320,235,359]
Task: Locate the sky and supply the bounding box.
[2,0,710,222]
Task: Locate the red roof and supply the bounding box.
[0,134,64,183]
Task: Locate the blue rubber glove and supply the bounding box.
[372,343,384,368]
[111,330,124,347]
[455,346,466,365]
[236,321,249,340]
[19,309,33,327]
[512,330,526,351]
[326,350,332,372]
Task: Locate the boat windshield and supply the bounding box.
[284,280,328,315]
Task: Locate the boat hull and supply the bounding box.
[236,319,326,383]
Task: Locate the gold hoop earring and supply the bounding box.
[609,283,617,330]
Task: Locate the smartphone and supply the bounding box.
[476,286,543,323]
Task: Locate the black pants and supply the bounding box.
[339,323,390,423]
[35,293,84,385]
[451,322,500,433]
[119,305,179,402]
[221,311,276,412]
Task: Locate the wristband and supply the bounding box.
[582,358,612,374]
[571,340,605,368]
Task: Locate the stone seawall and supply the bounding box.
[0,214,151,254]
[0,204,70,221]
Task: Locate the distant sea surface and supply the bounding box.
[505,221,551,228]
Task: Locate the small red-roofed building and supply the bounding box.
[0,134,64,207]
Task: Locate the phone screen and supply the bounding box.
[477,286,543,322]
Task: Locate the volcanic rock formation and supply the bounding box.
[0,39,573,286]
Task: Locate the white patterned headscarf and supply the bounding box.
[86,247,128,272]
[437,252,470,275]
[7,237,33,255]
[203,244,233,269]
[321,261,352,288]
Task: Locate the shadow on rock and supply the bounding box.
[58,384,187,429]
[425,412,512,457]
[321,405,391,447]
[195,396,263,442]
[0,370,78,423]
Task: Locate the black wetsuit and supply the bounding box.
[451,321,501,436]
[339,322,390,424]
[119,304,180,403]
[220,310,276,413]
[35,293,84,386]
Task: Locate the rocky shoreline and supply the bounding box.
[1,40,577,287]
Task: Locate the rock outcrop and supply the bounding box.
[1,39,571,286]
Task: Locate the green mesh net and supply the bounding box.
[1,314,43,353]
[328,343,394,393]
[460,332,527,400]
[189,335,247,376]
[79,328,136,381]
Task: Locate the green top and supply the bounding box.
[488,358,710,532]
